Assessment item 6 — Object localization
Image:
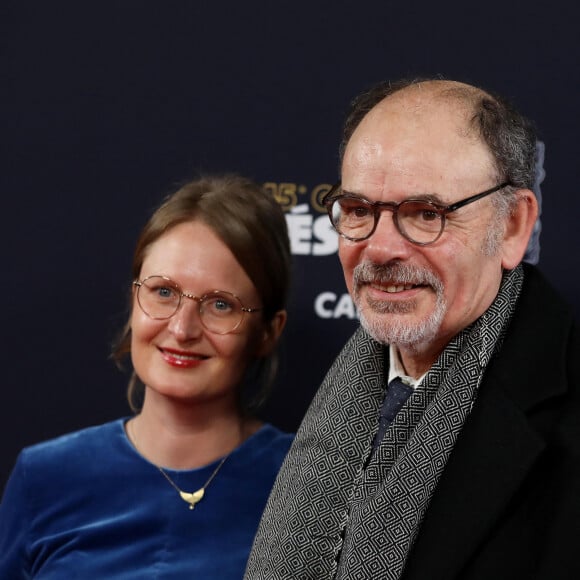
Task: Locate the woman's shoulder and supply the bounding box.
[257,423,294,444]
[18,418,128,471]
[238,422,294,464]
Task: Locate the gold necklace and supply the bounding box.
[157,456,229,510]
[128,419,231,510]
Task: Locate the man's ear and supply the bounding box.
[255,310,287,357]
[501,189,539,270]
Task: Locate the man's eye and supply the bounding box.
[402,203,441,222]
[353,206,371,218]
[419,209,440,222]
[340,200,371,218]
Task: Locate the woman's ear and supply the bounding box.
[255,310,287,357]
[501,189,539,270]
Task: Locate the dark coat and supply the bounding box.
[245,265,580,580]
[403,264,580,579]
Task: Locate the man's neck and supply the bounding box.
[389,345,428,386]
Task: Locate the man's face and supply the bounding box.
[339,89,511,368]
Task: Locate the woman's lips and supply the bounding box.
[158,347,208,368]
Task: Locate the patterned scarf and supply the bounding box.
[246,266,523,580]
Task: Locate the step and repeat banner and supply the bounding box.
[2,1,579,488]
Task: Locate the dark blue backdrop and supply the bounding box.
[2,1,579,489]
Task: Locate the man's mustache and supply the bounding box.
[353,261,444,292]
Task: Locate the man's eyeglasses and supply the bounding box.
[322,182,512,245]
[133,275,262,335]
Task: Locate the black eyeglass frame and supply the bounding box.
[322,181,512,245]
[133,275,262,335]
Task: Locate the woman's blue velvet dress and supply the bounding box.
[0,419,293,579]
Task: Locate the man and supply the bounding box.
[245,79,580,579]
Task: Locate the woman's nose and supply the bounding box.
[166,298,204,341]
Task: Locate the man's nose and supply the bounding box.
[363,210,412,261]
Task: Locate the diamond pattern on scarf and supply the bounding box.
[245,266,524,580]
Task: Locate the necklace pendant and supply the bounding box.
[179,488,205,509]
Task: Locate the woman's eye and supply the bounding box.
[214,299,232,311]
[206,296,235,315]
[156,286,175,299]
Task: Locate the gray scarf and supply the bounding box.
[246,266,524,580]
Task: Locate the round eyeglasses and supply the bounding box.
[322,182,511,245]
[133,275,262,335]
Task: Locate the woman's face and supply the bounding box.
[130,220,267,410]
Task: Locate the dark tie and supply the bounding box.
[372,377,414,451]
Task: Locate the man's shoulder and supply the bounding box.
[490,264,579,410]
[519,263,575,319]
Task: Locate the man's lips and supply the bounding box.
[368,282,424,294]
[158,347,208,368]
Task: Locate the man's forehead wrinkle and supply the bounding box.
[343,81,498,195]
[346,137,412,184]
[378,81,488,139]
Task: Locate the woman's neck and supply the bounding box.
[126,392,261,470]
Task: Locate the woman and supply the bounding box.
[0,175,294,578]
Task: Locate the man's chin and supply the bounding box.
[362,294,417,315]
[359,309,441,351]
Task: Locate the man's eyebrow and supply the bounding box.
[339,187,447,205]
[414,192,446,204]
[338,187,372,201]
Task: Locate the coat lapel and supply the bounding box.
[402,376,546,579]
[402,265,571,579]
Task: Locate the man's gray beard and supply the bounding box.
[353,261,446,351]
